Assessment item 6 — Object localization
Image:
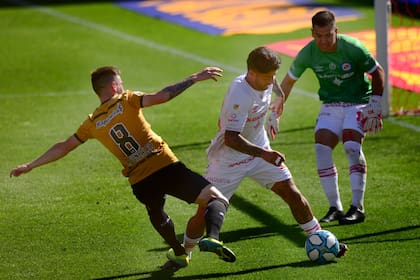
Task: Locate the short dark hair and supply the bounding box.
[91,66,120,95]
[312,10,336,29]
[247,46,280,73]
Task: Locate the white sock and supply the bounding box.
[300,217,321,235]
[315,143,343,211]
[344,141,367,210]
[183,234,202,259]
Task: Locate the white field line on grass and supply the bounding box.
[0,83,231,99]
[386,118,420,133]
[7,0,243,74]
[6,0,420,133]
[0,90,92,98]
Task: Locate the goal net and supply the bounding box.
[377,0,420,116]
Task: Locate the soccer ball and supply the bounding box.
[305,230,339,264]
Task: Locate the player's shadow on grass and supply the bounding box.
[92,225,420,280]
[170,193,307,248]
[336,224,420,244]
[92,172,360,280]
[153,259,320,279]
[148,193,306,254]
[92,259,321,280]
[221,194,307,246]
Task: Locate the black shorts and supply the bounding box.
[131,162,210,208]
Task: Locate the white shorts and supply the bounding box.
[315,102,366,138]
[205,156,292,200]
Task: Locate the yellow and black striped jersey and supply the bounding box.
[75,90,178,184]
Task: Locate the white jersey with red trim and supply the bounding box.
[207,74,272,163]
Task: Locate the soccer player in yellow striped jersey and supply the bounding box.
[10,66,236,270]
[275,10,385,225]
[75,88,176,185]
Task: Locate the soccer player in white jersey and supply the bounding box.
[183,46,348,260]
[275,10,385,225]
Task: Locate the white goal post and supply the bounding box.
[374,0,392,117]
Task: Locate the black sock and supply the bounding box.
[205,198,228,240]
[148,208,185,256]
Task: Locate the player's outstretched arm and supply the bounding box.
[142,67,223,108]
[10,135,81,177]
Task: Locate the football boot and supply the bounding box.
[320,207,344,223]
[339,205,365,225]
[198,237,236,262]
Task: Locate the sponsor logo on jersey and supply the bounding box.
[314,65,324,72]
[247,111,266,123]
[96,103,123,128]
[126,142,154,167]
[228,156,255,168]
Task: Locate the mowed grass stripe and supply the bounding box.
[5,0,420,133]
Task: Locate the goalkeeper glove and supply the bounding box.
[265,111,279,140]
[362,95,383,134]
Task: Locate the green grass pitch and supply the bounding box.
[1,1,419,279]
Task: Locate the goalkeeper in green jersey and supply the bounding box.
[274,10,385,225]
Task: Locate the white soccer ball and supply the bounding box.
[305,230,339,264]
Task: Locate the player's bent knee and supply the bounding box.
[271,179,295,193]
[271,180,304,203]
[344,141,362,159]
[195,184,229,206]
[147,207,170,228]
[207,196,229,211]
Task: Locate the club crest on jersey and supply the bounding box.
[341,62,352,71]
[233,104,240,110]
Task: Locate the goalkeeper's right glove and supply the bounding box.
[361,95,383,134]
